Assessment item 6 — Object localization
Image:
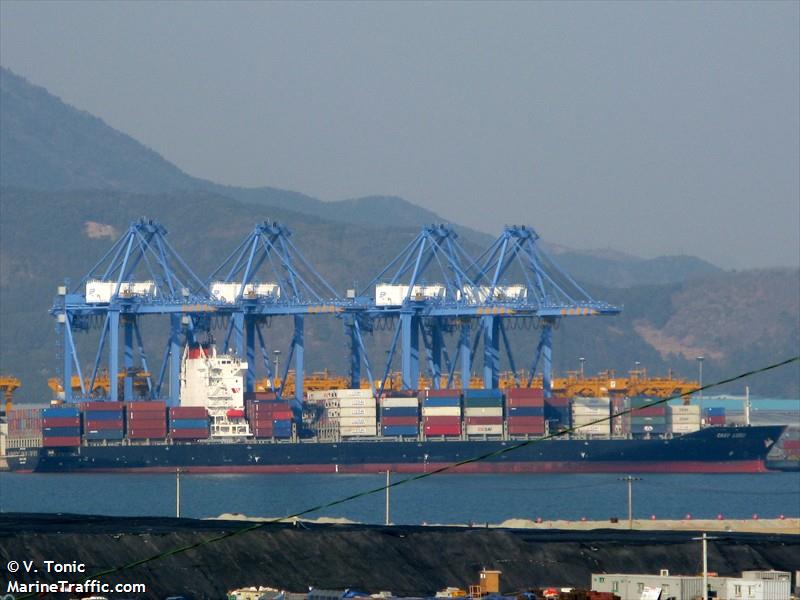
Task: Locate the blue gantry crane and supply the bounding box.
[51,218,214,405]
[468,225,620,393]
[206,221,345,406]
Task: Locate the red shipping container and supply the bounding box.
[127,402,166,411]
[380,416,419,426]
[424,425,461,436]
[505,387,544,399]
[465,416,504,425]
[170,428,209,439]
[42,417,81,427]
[127,412,165,422]
[169,407,208,418]
[84,420,124,430]
[245,391,278,400]
[128,426,166,433]
[507,416,545,426]
[706,416,726,425]
[782,439,800,450]
[508,425,545,435]
[42,437,81,447]
[81,401,124,411]
[632,406,666,417]
[506,395,544,407]
[422,416,461,425]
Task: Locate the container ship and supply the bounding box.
[2,345,785,474]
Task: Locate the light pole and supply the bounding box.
[176,468,181,518]
[697,356,704,415]
[692,532,718,599]
[385,470,390,526]
[273,350,281,384]
[634,361,641,379]
[579,357,585,379]
[619,475,641,530]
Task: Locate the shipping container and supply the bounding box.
[43,426,81,437]
[381,425,418,436]
[339,417,376,427]
[423,415,461,425]
[424,425,461,436]
[464,388,503,399]
[507,416,545,426]
[508,426,544,435]
[507,406,544,417]
[169,407,208,418]
[84,420,124,430]
[81,401,125,411]
[462,396,503,408]
[41,417,81,428]
[380,416,419,426]
[380,406,418,417]
[41,407,80,418]
[506,395,545,407]
[668,414,701,424]
[340,426,378,437]
[423,389,462,399]
[466,424,503,435]
[463,407,503,417]
[42,436,81,447]
[630,406,667,417]
[669,404,701,415]
[83,411,124,421]
[465,416,503,425]
[128,431,167,440]
[421,396,461,407]
[704,407,726,416]
[505,387,544,399]
[381,397,419,408]
[421,406,461,417]
[338,397,377,408]
[783,439,800,450]
[339,406,377,417]
[170,429,210,439]
[85,430,125,441]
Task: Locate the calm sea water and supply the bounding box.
[1,472,798,524]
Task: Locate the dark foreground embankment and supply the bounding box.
[0,514,798,598]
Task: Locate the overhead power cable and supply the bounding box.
[15,355,799,600]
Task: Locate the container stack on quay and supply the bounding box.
[667,404,701,435]
[506,387,546,436]
[629,397,667,437]
[571,397,611,438]
[168,406,209,440]
[704,406,727,426]
[126,401,168,440]
[82,401,125,441]
[421,389,462,437]
[245,392,293,439]
[380,392,420,437]
[41,405,81,447]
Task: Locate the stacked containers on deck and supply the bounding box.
[305,390,338,438]
[7,407,43,441]
[544,395,570,434]
[126,401,167,439]
[421,389,461,436]
[667,404,701,435]
[82,401,124,441]
[610,396,628,436]
[336,389,377,437]
[506,388,545,436]
[464,389,504,436]
[704,406,726,426]
[629,397,667,436]
[169,406,209,439]
[570,397,611,437]
[245,392,293,439]
[380,391,419,437]
[41,405,81,447]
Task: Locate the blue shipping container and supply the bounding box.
[422,397,461,407]
[380,406,419,417]
[704,407,726,416]
[42,407,80,418]
[508,406,544,417]
[169,418,208,429]
[43,426,82,437]
[382,426,418,436]
[83,411,124,421]
[85,430,125,440]
[463,389,503,399]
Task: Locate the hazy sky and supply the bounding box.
[1,1,798,269]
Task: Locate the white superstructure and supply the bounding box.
[180,344,251,438]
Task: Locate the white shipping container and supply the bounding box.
[381,397,419,408]
[338,397,376,408]
[466,424,503,435]
[339,416,376,427]
[572,408,610,418]
[571,397,610,407]
[339,407,377,418]
[323,399,340,409]
[574,424,611,435]
[324,408,340,419]
[670,423,701,434]
[340,426,378,437]
[464,407,503,417]
[331,389,374,400]
[668,404,701,415]
[421,406,461,417]
[668,414,701,424]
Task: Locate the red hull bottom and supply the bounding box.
[36,460,769,475]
